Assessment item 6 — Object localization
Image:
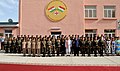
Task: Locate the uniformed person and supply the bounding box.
[36,38,41,57]
[98,36,106,56]
[42,37,47,57]
[92,37,98,57]
[22,38,26,56]
[8,37,12,53]
[56,36,61,56]
[32,38,36,57]
[12,37,17,53]
[4,38,8,53]
[27,38,31,56]
[47,37,52,57]
[51,36,56,56]
[85,37,91,56]
[17,37,22,53]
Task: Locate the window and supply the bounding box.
[85,6,96,18]
[104,6,115,18]
[85,30,96,38]
[5,30,12,38]
[104,29,115,37]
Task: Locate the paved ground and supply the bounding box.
[0,50,120,66]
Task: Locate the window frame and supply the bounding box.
[85,6,97,18]
[104,6,116,18]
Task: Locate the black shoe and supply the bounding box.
[28,55,31,57]
[42,55,45,57]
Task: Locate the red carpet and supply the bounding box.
[0,64,120,71]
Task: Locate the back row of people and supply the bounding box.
[3,35,120,57]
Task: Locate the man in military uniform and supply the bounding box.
[51,36,56,56]
[27,38,31,56]
[56,36,61,56]
[42,37,46,57]
[12,37,17,53]
[36,37,41,57]
[8,37,12,53]
[92,37,98,57]
[22,38,26,56]
[98,36,106,56]
[85,37,91,56]
[17,37,22,53]
[4,37,8,53]
[32,37,36,57]
[47,37,52,57]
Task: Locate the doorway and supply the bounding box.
[51,32,61,38]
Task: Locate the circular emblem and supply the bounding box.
[46,0,67,22]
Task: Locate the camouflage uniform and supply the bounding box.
[47,38,52,57]
[42,38,46,57]
[51,37,56,56]
[4,38,8,53]
[56,37,61,56]
[27,38,31,56]
[22,39,26,56]
[32,38,36,57]
[36,38,41,57]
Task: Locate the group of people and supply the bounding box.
[2,34,120,57]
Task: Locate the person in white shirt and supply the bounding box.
[65,36,72,56]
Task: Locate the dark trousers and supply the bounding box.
[87,47,91,56]
[42,48,46,57]
[74,47,79,56]
[47,47,51,57]
[56,47,60,56]
[13,47,17,53]
[100,46,104,56]
[18,46,22,53]
[93,47,97,56]
[10,46,13,53]
[5,46,8,53]
[81,47,85,56]
[61,46,65,56]
[71,47,74,54]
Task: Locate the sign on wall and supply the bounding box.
[45,0,67,22]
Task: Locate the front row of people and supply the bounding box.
[3,35,120,57]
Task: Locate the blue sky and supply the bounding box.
[0,0,19,22]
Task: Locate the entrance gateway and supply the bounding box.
[51,32,61,38]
